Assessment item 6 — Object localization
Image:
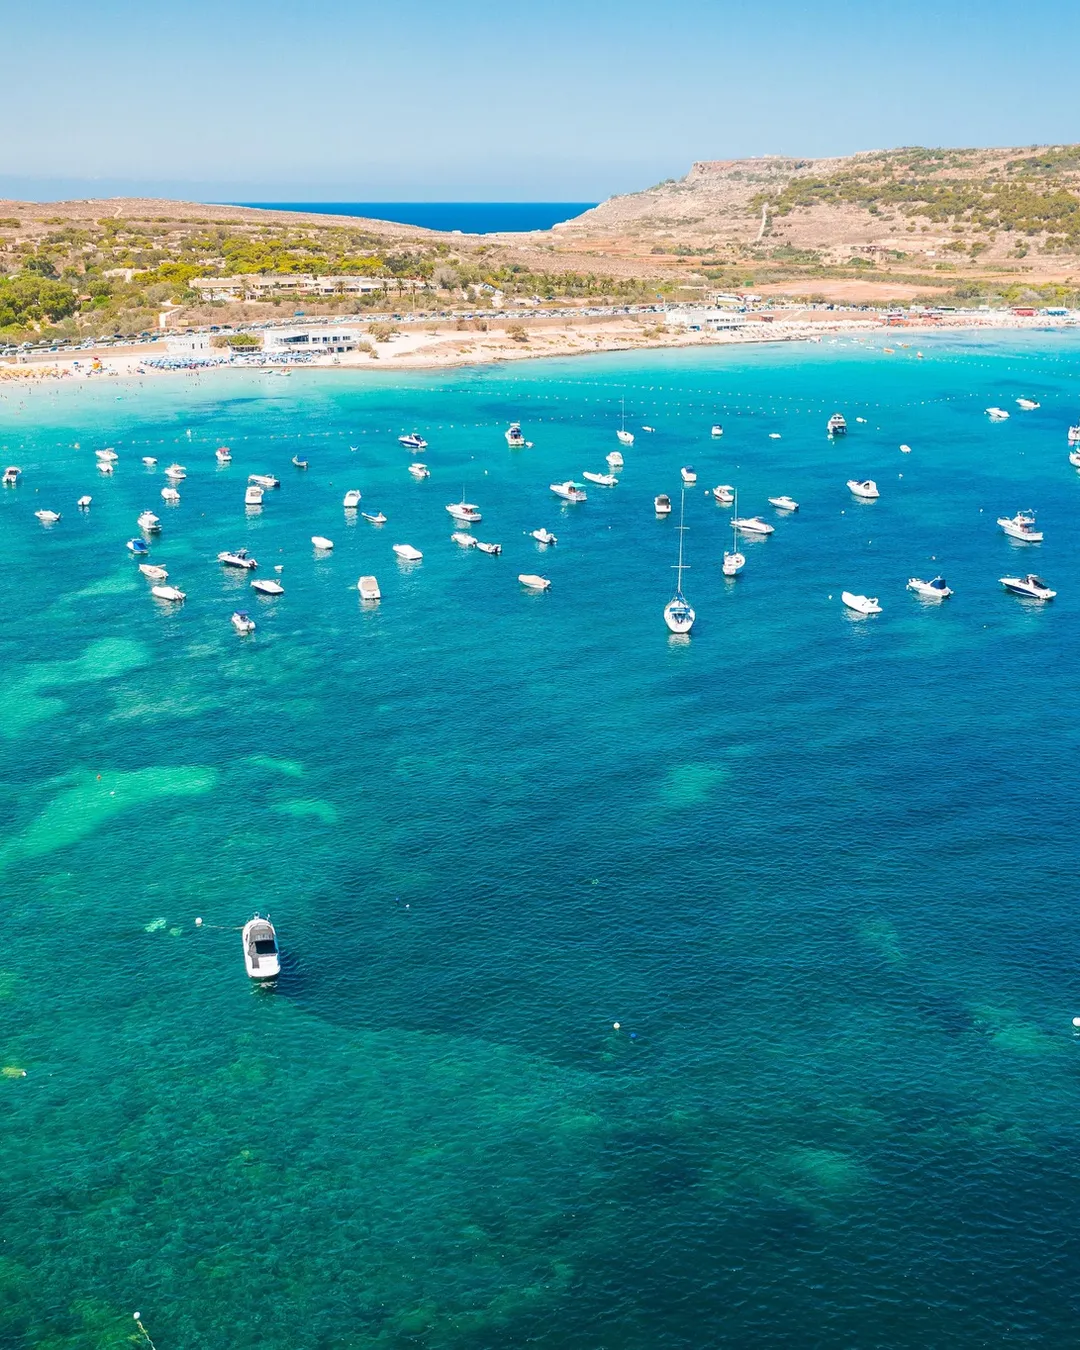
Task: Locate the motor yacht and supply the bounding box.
[127,537,150,555]
[408,463,430,479]
[2,466,20,485]
[311,536,334,551]
[216,446,232,463]
[164,463,187,480]
[139,563,168,580]
[244,485,263,506]
[606,451,624,469]
[151,585,185,602]
[827,413,848,435]
[242,914,280,981]
[847,479,880,499]
[248,474,279,489]
[1016,398,1040,410]
[842,591,882,615]
[357,575,381,600]
[663,490,695,635]
[997,510,1042,542]
[142,456,157,466]
[732,516,775,535]
[77,495,92,509]
[518,573,551,590]
[1000,574,1055,600]
[161,486,181,503]
[505,423,528,447]
[393,544,423,562]
[219,548,258,569]
[711,424,724,437]
[680,466,697,485]
[475,540,502,555]
[231,611,256,634]
[582,471,618,486]
[768,495,799,511]
[451,532,478,548]
[712,485,734,505]
[399,433,427,451]
[986,407,1010,421]
[446,499,482,522]
[531,528,557,545]
[251,578,285,595]
[907,576,952,599]
[343,489,362,508]
[361,511,387,524]
[550,481,587,502]
[35,509,61,523]
[654,494,672,515]
[291,455,308,468]
[137,511,160,532]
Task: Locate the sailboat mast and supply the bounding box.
[676,488,686,592]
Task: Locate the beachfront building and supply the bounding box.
[190,275,428,302]
[262,327,361,355]
[666,308,747,332]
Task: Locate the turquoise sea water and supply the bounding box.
[2,332,1080,1348]
[233,203,598,233]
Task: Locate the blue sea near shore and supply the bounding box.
[2,331,1080,1349]
[232,202,596,233]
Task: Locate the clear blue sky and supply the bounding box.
[5,0,1079,202]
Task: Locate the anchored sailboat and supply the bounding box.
[663,490,695,634]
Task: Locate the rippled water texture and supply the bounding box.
[2,332,1080,1348]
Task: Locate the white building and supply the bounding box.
[191,274,397,301]
[262,327,362,354]
[666,308,747,332]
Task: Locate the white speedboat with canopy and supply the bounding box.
[242,914,280,981]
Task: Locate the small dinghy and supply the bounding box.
[151,584,185,602]
[642,425,655,433]
[361,511,387,524]
[582,471,618,486]
[249,474,279,489]
[908,576,952,599]
[399,433,428,451]
[842,591,881,615]
[476,540,502,555]
[900,444,912,453]
[231,611,256,634]
[847,479,879,499]
[393,544,423,562]
[215,447,232,464]
[408,463,430,479]
[251,579,284,596]
[343,489,362,508]
[218,548,258,570]
[531,528,557,545]
[518,573,551,590]
[711,424,724,437]
[768,495,799,511]
[127,537,150,554]
[242,914,280,981]
[451,532,478,548]
[357,576,381,600]
[139,563,168,580]
[712,485,734,505]
[137,511,160,531]
[142,456,157,466]
[35,509,61,523]
[164,463,186,480]
[244,485,263,506]
[291,455,308,468]
[2,466,21,486]
[161,487,181,503]
[77,495,92,509]
[311,536,334,551]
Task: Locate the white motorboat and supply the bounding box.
[847,479,880,499]
[219,548,258,569]
[343,490,362,509]
[142,456,157,466]
[35,509,61,523]
[768,433,782,439]
[244,485,263,506]
[1000,573,1055,600]
[311,536,334,550]
[617,397,634,446]
[248,473,279,489]
[680,466,697,485]
[997,510,1042,542]
[1016,398,1040,410]
[216,446,232,463]
[900,444,912,453]
[654,493,672,515]
[475,540,502,555]
[732,516,775,535]
[291,455,308,469]
[399,433,428,451]
[408,463,430,479]
[393,544,423,562]
[827,413,848,436]
[2,466,20,485]
[451,531,478,548]
[164,463,186,480]
[77,495,92,508]
[161,486,181,503]
[663,490,695,635]
[1070,450,1080,468]
[231,610,256,634]
[842,591,882,615]
[151,584,185,602]
[768,495,799,511]
[1069,424,1080,445]
[251,578,284,595]
[505,422,529,448]
[986,407,1010,421]
[711,424,724,437]
[641,425,655,433]
[908,575,952,599]
[361,511,387,524]
[97,460,114,474]
[446,498,482,522]
[139,563,168,580]
[582,471,618,486]
[137,511,161,532]
[606,451,624,469]
[357,575,381,600]
[550,481,587,502]
[712,485,734,505]
[242,914,280,981]
[96,448,118,462]
[518,573,551,590]
[531,528,557,545]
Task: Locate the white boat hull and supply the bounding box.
[842,591,881,615]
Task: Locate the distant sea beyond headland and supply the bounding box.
[231,202,596,234]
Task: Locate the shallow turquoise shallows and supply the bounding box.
[3,331,1080,1349]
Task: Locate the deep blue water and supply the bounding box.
[233,202,596,233]
[2,331,1080,1348]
